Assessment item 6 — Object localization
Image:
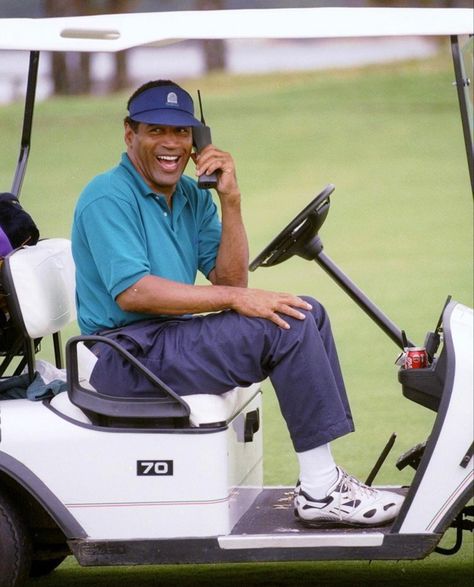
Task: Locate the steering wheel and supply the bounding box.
[249,184,335,271]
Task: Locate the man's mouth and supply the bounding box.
[156,154,180,172]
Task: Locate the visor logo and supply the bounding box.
[166,92,178,106]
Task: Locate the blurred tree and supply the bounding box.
[196,0,228,72]
[105,0,131,92]
[45,0,90,95]
[44,0,135,95]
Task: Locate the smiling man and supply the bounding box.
[72,80,404,528]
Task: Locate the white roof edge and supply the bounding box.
[0,7,472,53]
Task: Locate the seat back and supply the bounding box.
[2,238,76,339]
[1,238,75,378]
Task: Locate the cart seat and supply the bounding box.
[2,238,262,429]
[53,339,261,426]
[65,340,261,425]
[50,379,261,428]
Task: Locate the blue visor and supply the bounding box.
[128,84,202,127]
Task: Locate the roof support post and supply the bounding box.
[11,51,40,198]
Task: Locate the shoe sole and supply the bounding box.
[294,510,396,529]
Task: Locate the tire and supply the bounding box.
[30,555,67,577]
[0,490,32,587]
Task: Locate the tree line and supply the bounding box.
[45,0,226,95]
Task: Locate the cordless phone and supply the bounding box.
[192,90,218,190]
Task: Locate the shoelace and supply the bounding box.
[335,469,378,519]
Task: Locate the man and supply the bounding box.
[72,80,403,528]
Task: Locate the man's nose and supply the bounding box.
[161,129,181,146]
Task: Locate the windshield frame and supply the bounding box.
[451,35,474,195]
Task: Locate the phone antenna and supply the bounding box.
[197,90,206,125]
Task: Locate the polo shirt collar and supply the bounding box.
[120,153,154,197]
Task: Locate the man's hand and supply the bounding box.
[229,288,313,330]
[118,277,311,331]
[192,145,239,200]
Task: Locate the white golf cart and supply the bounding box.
[0,8,472,587]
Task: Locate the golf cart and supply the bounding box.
[0,7,472,587]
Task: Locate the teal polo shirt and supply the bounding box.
[72,153,221,334]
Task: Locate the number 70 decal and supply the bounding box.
[137,460,174,476]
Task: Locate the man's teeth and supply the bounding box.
[158,155,179,161]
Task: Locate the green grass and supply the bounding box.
[21,548,474,587]
[0,47,472,585]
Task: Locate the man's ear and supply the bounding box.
[124,122,135,147]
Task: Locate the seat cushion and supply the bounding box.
[185,383,261,426]
[70,342,262,426]
[50,383,261,427]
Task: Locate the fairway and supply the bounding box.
[0,46,472,585]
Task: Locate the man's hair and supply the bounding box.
[124,79,177,131]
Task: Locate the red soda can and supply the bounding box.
[404,347,428,369]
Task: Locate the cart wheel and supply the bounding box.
[30,556,67,577]
[0,490,32,587]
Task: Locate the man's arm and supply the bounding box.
[195,145,248,287]
[208,194,248,287]
[116,275,312,330]
[117,144,312,329]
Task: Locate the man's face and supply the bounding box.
[125,122,193,199]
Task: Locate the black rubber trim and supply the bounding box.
[0,451,87,539]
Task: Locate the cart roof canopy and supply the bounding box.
[0,7,472,53]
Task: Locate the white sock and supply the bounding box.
[296,443,339,499]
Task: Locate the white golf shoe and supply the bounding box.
[294,466,404,527]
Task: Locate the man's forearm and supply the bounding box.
[212,195,249,287]
[117,275,239,316]
[116,273,313,330]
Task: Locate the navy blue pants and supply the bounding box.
[90,296,354,452]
